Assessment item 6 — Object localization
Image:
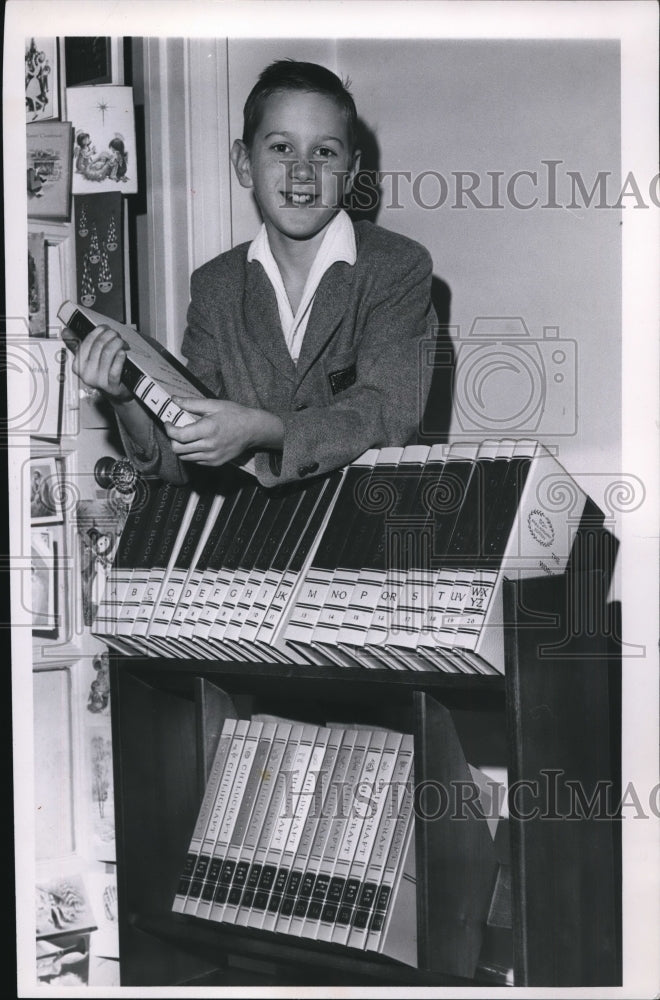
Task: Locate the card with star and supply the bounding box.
[66,85,137,195]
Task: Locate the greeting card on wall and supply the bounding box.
[87,725,116,861]
[27,121,74,221]
[28,231,47,335]
[31,526,58,637]
[25,37,59,122]
[74,194,124,321]
[34,668,75,860]
[67,86,137,195]
[30,456,64,524]
[36,872,97,938]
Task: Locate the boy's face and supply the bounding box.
[232,90,360,246]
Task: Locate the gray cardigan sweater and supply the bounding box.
[120,220,437,487]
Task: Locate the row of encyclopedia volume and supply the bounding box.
[92,438,595,674]
[173,716,418,964]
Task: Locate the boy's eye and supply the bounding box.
[271,142,292,154]
[314,146,336,159]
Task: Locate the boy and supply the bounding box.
[72,60,436,487]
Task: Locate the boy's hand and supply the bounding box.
[166,398,284,467]
[68,323,132,403]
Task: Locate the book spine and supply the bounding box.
[208,722,278,922]
[183,719,250,916]
[362,568,409,669]
[260,727,331,931]
[297,729,373,941]
[234,725,304,928]
[172,717,237,912]
[311,448,408,652]
[347,734,415,949]
[376,821,417,966]
[426,442,483,650]
[195,720,263,920]
[287,729,359,937]
[93,477,162,641]
[166,494,225,644]
[237,568,286,643]
[332,730,404,945]
[129,485,193,646]
[285,456,377,645]
[114,482,179,639]
[248,723,319,930]
[221,723,292,926]
[149,493,201,644]
[256,473,346,656]
[274,727,344,936]
[366,783,416,953]
[196,483,261,647]
[451,439,519,656]
[316,729,388,943]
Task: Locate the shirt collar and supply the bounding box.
[246,209,357,269]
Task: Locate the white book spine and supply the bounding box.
[209,723,278,923]
[337,569,388,647]
[234,725,305,928]
[298,730,372,941]
[238,569,285,642]
[225,568,267,640]
[149,494,199,636]
[274,728,344,937]
[287,729,359,938]
[183,719,250,917]
[172,718,237,913]
[366,783,416,953]
[315,730,387,943]
[332,731,404,946]
[260,728,331,932]
[248,724,319,930]
[221,723,292,926]
[195,721,263,921]
[347,734,415,949]
[203,720,267,922]
[310,568,362,647]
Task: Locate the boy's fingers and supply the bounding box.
[108,349,127,384]
[165,419,206,443]
[179,454,217,465]
[171,396,219,415]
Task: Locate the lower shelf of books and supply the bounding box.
[111,659,510,986]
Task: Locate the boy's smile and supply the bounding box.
[232,90,360,252]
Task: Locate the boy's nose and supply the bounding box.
[290,158,316,181]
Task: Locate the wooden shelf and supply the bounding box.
[109,571,621,987]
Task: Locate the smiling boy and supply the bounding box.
[72,60,437,486]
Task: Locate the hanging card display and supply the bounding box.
[74,193,124,322]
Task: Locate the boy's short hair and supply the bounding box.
[242,59,357,151]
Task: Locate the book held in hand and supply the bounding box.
[57,300,256,476]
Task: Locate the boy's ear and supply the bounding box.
[231,139,253,188]
[344,148,362,194]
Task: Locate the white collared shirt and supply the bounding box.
[246,209,357,364]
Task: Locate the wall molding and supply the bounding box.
[139,37,233,356]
